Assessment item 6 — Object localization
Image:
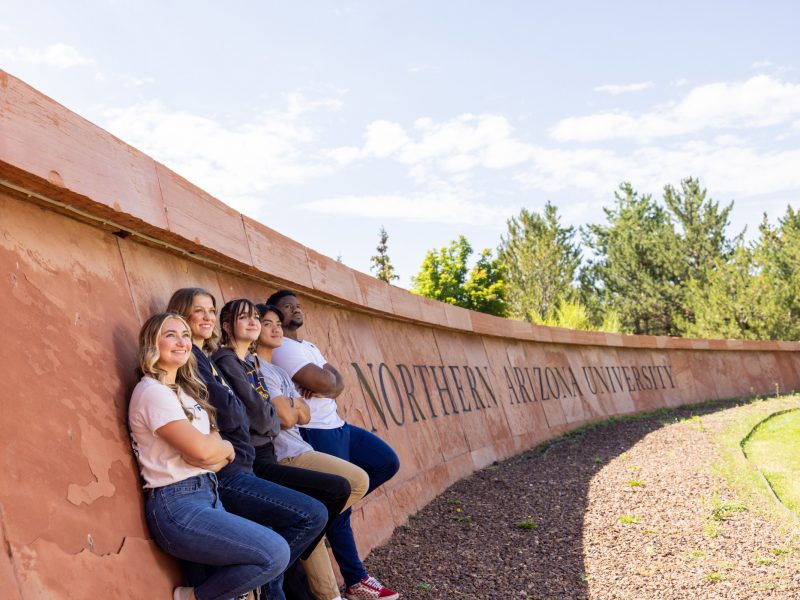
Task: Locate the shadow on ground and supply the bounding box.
[364,398,753,600]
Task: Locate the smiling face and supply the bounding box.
[258,310,284,350]
[156,317,192,375]
[274,294,304,331]
[186,293,216,346]
[231,306,261,343]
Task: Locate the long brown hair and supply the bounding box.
[166,287,220,353]
[137,312,218,429]
[219,298,259,353]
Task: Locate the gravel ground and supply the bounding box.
[365,399,800,599]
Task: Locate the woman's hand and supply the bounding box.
[156,420,235,468]
[183,440,235,472]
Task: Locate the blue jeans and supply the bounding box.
[301,423,400,586]
[145,473,290,600]
[217,470,328,569]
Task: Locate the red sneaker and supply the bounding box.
[344,575,399,600]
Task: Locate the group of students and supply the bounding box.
[128,287,401,600]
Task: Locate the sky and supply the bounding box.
[3,1,800,287]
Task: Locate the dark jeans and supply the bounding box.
[301,423,400,586]
[216,470,328,568]
[145,473,289,600]
[253,442,351,560]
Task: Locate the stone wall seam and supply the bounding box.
[151,160,172,243]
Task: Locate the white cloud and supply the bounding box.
[95,71,155,87]
[364,120,410,157]
[122,75,155,88]
[594,81,654,95]
[322,79,800,224]
[101,95,342,212]
[98,72,800,232]
[333,113,533,182]
[551,75,800,142]
[0,43,94,68]
[326,145,362,164]
[301,191,514,227]
[517,138,800,199]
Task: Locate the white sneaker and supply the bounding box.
[173,587,194,600]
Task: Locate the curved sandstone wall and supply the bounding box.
[2,70,799,598]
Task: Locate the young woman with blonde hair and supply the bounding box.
[129,312,290,600]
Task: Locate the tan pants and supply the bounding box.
[283,451,369,600]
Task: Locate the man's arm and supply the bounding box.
[292,363,345,398]
[272,394,312,427]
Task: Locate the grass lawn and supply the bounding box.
[713,395,800,531]
[743,409,800,516]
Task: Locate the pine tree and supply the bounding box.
[679,242,778,340]
[370,226,399,282]
[676,206,800,341]
[497,202,581,323]
[581,183,682,335]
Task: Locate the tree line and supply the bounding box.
[369,177,800,341]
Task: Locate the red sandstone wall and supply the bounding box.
[2,70,799,598]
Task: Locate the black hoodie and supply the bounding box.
[210,347,281,448]
[191,345,253,477]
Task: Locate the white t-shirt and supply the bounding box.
[271,337,345,430]
[129,376,212,488]
[258,360,314,461]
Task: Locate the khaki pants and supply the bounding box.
[283,451,369,600]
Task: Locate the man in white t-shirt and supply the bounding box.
[267,290,401,600]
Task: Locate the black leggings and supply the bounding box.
[253,443,350,559]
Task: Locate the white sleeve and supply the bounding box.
[138,384,188,434]
[272,342,313,378]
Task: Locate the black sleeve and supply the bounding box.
[193,350,246,434]
[213,352,276,437]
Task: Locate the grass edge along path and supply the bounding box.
[713,395,800,534]
[742,408,800,521]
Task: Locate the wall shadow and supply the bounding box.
[364,398,752,599]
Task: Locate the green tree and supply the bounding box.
[581,182,683,335]
[663,177,741,330]
[370,226,399,282]
[464,249,507,316]
[497,202,581,323]
[679,242,780,340]
[752,207,800,339]
[664,177,737,283]
[685,207,800,340]
[411,235,506,315]
[539,300,592,330]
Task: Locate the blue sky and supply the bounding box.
[3,1,800,287]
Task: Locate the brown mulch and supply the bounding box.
[364,399,800,599]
